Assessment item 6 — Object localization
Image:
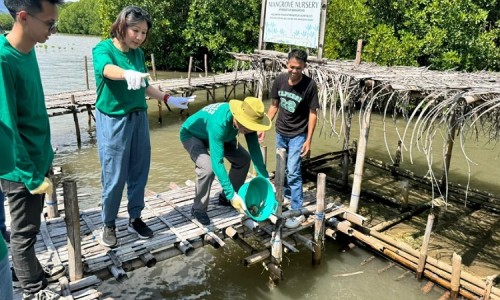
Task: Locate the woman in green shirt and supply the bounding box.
[93,6,195,248]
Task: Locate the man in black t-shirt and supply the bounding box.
[261,49,319,229]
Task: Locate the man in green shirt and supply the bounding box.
[180,97,272,225]
[0,0,66,298]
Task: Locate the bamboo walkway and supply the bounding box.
[4,179,324,300]
[45,70,263,117]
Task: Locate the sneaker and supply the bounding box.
[1,229,10,243]
[23,289,60,300]
[11,264,65,289]
[217,193,231,207]
[128,218,153,239]
[100,225,117,247]
[191,208,210,225]
[284,215,306,229]
[282,197,291,207]
[43,264,66,283]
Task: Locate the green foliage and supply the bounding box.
[58,0,100,35]
[0,13,13,32]
[55,0,499,72]
[183,0,261,70]
[324,0,373,60]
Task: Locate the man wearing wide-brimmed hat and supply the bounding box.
[180,97,272,225]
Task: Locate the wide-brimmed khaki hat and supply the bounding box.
[229,97,272,132]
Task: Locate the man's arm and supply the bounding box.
[301,109,317,157]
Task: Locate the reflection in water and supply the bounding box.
[40,35,498,299]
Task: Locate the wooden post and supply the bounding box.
[441,109,457,192]
[355,39,363,65]
[317,0,328,59]
[275,148,287,215]
[341,100,353,189]
[71,95,81,148]
[84,56,89,90]
[204,54,208,77]
[151,54,157,81]
[258,0,267,50]
[188,56,193,87]
[450,252,462,299]
[417,213,435,279]
[313,173,326,265]
[269,148,286,282]
[349,97,372,213]
[46,168,59,219]
[63,180,83,281]
[257,60,265,99]
[85,104,93,134]
[400,179,409,209]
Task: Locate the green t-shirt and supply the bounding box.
[92,39,149,115]
[180,103,269,199]
[0,34,53,191]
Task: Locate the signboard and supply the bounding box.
[263,0,322,48]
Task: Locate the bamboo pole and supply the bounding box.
[150,54,157,81]
[341,101,353,189]
[204,54,208,77]
[275,148,287,215]
[71,95,81,148]
[370,201,431,232]
[46,168,59,218]
[84,56,89,90]
[63,180,83,281]
[354,39,363,65]
[450,253,462,299]
[441,109,457,191]
[258,0,267,50]
[349,101,372,213]
[188,57,193,87]
[317,0,328,59]
[313,173,326,265]
[417,213,435,279]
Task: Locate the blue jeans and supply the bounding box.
[0,190,5,235]
[96,109,151,227]
[276,132,306,210]
[0,253,13,300]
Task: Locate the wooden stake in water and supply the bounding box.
[188,57,193,87]
[313,173,326,265]
[71,95,82,148]
[417,213,435,279]
[204,54,208,77]
[84,56,89,90]
[151,53,157,81]
[450,252,462,299]
[63,180,83,281]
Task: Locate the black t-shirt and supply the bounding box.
[270,73,319,137]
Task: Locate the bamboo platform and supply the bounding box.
[44,69,264,117]
[4,178,326,300]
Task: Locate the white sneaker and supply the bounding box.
[23,289,60,300]
[284,215,306,229]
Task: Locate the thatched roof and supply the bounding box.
[232,50,500,200]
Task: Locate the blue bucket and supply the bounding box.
[238,176,277,221]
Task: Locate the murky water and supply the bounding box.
[38,35,499,299]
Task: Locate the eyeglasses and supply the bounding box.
[26,12,58,33]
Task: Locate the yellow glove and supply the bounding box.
[29,177,53,198]
[230,193,247,214]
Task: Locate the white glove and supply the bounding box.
[123,70,149,90]
[230,193,247,214]
[166,95,197,109]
